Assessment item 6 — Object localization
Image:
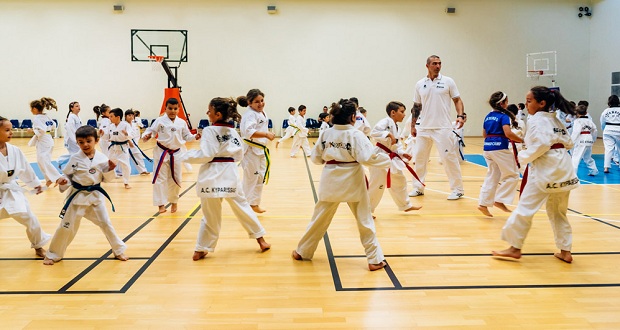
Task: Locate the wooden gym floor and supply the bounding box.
[1,136,620,328]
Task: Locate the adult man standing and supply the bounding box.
[410,55,465,200]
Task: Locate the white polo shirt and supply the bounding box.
[413,73,460,129]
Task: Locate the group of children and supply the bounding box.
[0,85,602,271]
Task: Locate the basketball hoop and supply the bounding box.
[148,55,165,71]
[527,70,544,81]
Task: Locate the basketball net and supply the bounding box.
[148,55,165,71]
[528,70,543,82]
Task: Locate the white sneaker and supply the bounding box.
[408,190,424,197]
[447,191,464,200]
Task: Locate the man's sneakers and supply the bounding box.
[408,190,424,197]
[447,191,464,200]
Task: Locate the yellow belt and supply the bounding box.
[243,139,271,184]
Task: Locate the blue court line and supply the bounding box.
[464,153,620,185]
[29,159,154,180]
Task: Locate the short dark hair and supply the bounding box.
[110,108,123,118]
[318,112,329,120]
[76,125,98,140]
[298,104,306,111]
[125,109,135,117]
[166,98,179,106]
[385,101,405,116]
[288,107,295,113]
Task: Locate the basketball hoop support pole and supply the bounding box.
[157,59,194,131]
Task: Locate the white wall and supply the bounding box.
[589,0,620,122]
[0,0,594,136]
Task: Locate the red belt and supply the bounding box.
[326,160,358,165]
[486,134,520,168]
[519,144,565,197]
[580,131,591,134]
[376,142,424,188]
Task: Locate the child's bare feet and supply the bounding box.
[251,205,266,213]
[193,251,207,261]
[35,247,46,258]
[554,250,573,263]
[115,253,129,261]
[45,180,53,187]
[493,202,511,212]
[404,205,422,212]
[257,237,271,252]
[171,203,178,213]
[492,246,521,260]
[291,250,302,260]
[124,184,132,189]
[158,205,167,213]
[275,141,280,148]
[43,257,55,265]
[368,261,386,271]
[478,205,493,217]
[140,172,150,176]
[372,215,376,220]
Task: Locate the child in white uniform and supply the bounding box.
[58,101,83,170]
[351,97,371,137]
[44,126,128,265]
[275,107,297,148]
[142,98,200,214]
[368,101,422,215]
[477,92,523,217]
[571,105,598,176]
[292,99,390,271]
[104,108,133,189]
[290,105,311,157]
[0,117,51,257]
[180,97,271,260]
[238,89,275,214]
[493,86,579,263]
[600,95,620,173]
[29,97,62,187]
[317,112,330,138]
[94,104,111,156]
[125,109,150,175]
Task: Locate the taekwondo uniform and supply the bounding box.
[277,113,299,144]
[30,114,61,183]
[290,114,311,157]
[239,109,271,206]
[571,115,598,175]
[600,106,620,169]
[104,121,133,184]
[128,120,149,174]
[98,117,111,156]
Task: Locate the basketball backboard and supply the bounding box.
[526,51,557,78]
[131,29,187,63]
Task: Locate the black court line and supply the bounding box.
[0,257,151,261]
[303,152,620,292]
[0,183,198,295]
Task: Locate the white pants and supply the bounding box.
[290,135,311,157]
[36,135,62,182]
[278,127,296,143]
[152,147,182,206]
[412,128,464,193]
[45,202,126,261]
[478,149,519,207]
[129,145,148,173]
[368,166,413,212]
[295,199,384,265]
[0,208,51,249]
[501,184,572,251]
[195,196,266,252]
[241,151,265,206]
[572,144,598,175]
[603,133,620,168]
[99,139,110,156]
[108,148,131,184]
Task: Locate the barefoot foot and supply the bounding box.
[369,261,386,271]
[45,180,53,187]
[257,237,271,252]
[291,250,302,260]
[492,246,521,260]
[124,184,132,189]
[478,206,493,217]
[43,257,55,265]
[193,251,207,261]
[251,205,266,213]
[275,141,280,148]
[35,247,46,258]
[158,205,167,213]
[404,205,422,212]
[171,203,178,213]
[115,253,129,261]
[554,250,573,263]
[493,202,512,213]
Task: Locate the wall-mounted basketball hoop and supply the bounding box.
[526,51,557,87]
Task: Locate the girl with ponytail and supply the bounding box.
[477,92,523,217]
[29,97,62,187]
[493,86,578,263]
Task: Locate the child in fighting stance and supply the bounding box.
[29,97,62,187]
[290,105,311,157]
[181,97,270,260]
[44,126,128,265]
[0,116,51,257]
[275,107,298,148]
[125,109,150,175]
[292,99,390,271]
[492,86,578,263]
[104,108,133,189]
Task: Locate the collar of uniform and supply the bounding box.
[334,124,354,130]
[425,73,443,82]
